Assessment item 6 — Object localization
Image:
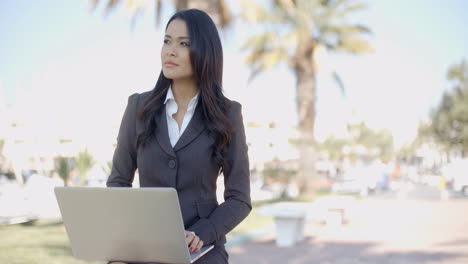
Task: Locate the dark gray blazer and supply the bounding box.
[107,91,252,249]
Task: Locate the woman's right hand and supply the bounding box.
[185,230,204,253]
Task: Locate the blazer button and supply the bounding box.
[168,159,176,169]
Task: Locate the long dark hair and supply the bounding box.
[137,9,233,173]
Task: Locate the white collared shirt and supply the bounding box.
[164,86,200,147]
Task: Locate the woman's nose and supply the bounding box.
[166,46,176,57]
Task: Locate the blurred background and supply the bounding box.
[1,0,468,263]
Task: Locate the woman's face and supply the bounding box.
[161,19,194,81]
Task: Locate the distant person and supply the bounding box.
[438,174,446,190]
[439,174,449,200]
[106,9,251,264]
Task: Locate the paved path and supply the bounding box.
[228,198,468,264]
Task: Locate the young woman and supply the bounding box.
[107,9,251,263]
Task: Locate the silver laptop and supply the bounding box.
[54,187,214,263]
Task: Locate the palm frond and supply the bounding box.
[244,47,289,82]
[261,48,289,70]
[89,0,100,12]
[331,71,345,95]
[322,24,372,35]
[247,66,264,83]
[104,0,122,16]
[280,30,298,46]
[337,2,368,17]
[241,0,287,24]
[244,48,267,66]
[90,0,231,29]
[241,32,277,50]
[272,0,298,24]
[335,36,373,54]
[322,0,348,9]
[317,0,369,32]
[320,23,372,53]
[242,29,294,68]
[242,0,372,79]
[88,0,122,16]
[244,47,287,69]
[274,0,295,15]
[129,5,145,30]
[217,0,232,28]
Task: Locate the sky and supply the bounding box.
[316,0,468,147]
[1,0,467,149]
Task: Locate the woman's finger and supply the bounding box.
[195,239,204,252]
[188,235,200,252]
[185,230,195,245]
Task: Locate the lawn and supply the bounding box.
[0,194,327,263]
[0,220,102,264]
[0,206,274,263]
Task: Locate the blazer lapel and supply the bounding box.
[155,107,176,157]
[173,105,206,152]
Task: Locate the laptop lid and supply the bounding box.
[54,187,212,263]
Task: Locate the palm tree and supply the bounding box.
[241,0,372,194]
[89,0,232,29]
[54,156,74,186]
[101,160,113,176]
[76,148,94,186]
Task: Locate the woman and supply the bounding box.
[107,9,251,264]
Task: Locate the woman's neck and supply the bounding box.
[171,79,198,108]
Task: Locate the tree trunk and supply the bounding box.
[174,0,189,11]
[294,37,318,195]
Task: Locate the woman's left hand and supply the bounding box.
[185,230,204,253]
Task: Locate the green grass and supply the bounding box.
[0,193,330,263]
[0,213,272,263]
[0,220,103,264]
[227,207,274,237]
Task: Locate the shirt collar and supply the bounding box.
[164,86,200,111]
[164,86,175,105]
[188,90,200,112]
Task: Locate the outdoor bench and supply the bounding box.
[257,196,355,247]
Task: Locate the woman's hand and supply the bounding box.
[185,230,204,253]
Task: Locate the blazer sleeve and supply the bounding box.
[107,93,140,187]
[188,102,252,245]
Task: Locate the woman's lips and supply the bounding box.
[165,61,178,67]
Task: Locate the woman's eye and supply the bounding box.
[181,42,190,47]
[163,39,170,44]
